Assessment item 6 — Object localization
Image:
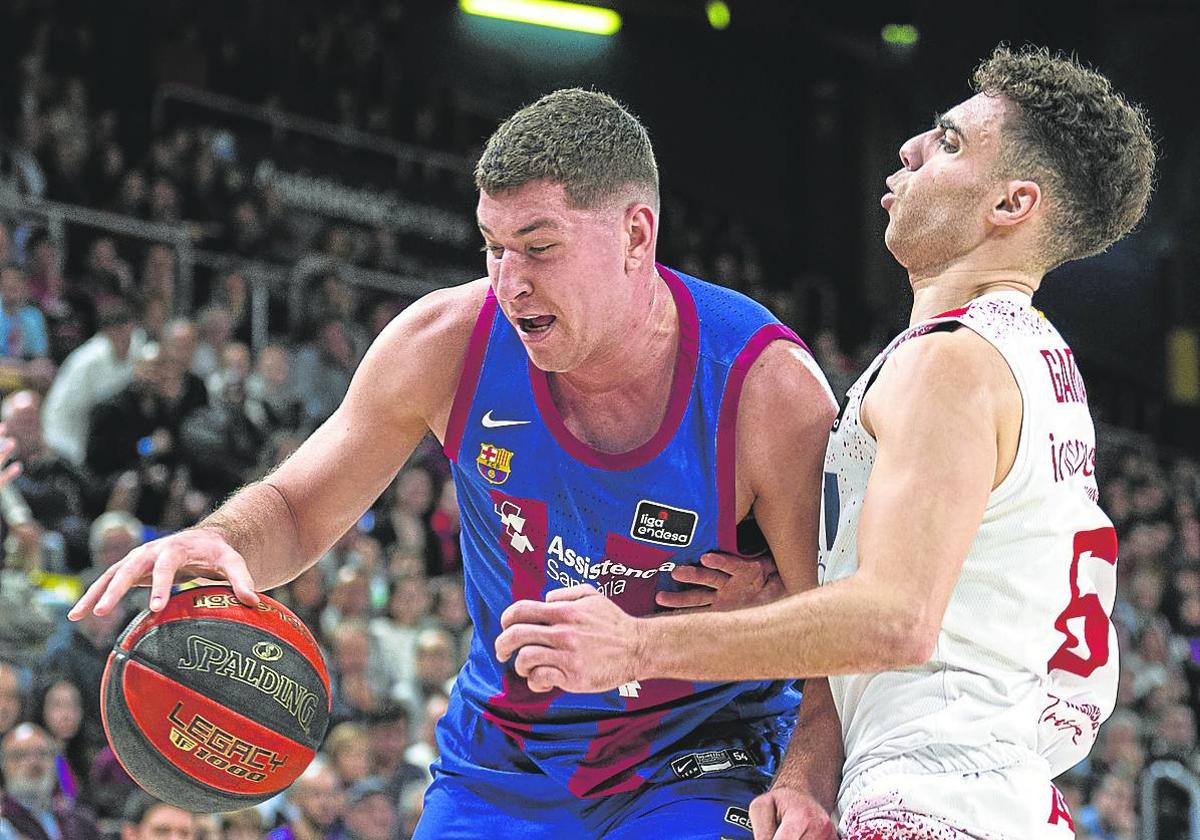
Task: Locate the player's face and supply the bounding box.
[477,180,632,373]
[882,93,1009,274]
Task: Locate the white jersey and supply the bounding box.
[819,291,1119,799]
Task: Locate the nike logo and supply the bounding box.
[482,410,532,429]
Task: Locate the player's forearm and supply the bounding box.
[197,480,310,591]
[637,574,933,681]
[772,678,843,811]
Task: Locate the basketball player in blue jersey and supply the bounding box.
[71,90,840,837]
[497,49,1156,839]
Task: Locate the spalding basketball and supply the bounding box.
[101,585,331,812]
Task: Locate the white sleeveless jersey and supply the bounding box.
[819,291,1119,794]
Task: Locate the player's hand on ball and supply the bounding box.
[69,526,260,619]
[749,787,837,840]
[495,585,642,694]
[659,551,784,611]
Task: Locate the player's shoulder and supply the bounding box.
[371,278,490,357]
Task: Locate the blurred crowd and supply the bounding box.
[0,3,1195,840]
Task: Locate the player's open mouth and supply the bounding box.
[518,315,556,334]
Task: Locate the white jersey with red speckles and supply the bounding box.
[818,291,1117,835]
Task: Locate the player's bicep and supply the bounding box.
[856,332,1003,636]
[740,341,838,593]
[266,285,481,557]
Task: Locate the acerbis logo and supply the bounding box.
[724,807,752,830]
[630,500,697,547]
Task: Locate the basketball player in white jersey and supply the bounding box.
[495,45,1156,838]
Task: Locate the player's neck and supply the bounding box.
[908,265,1041,326]
[554,270,677,399]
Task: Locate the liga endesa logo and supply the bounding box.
[629,500,697,547]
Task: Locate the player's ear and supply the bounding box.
[624,202,657,272]
[990,179,1041,228]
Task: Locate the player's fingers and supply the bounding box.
[669,564,727,589]
[219,547,261,608]
[148,547,187,611]
[702,552,770,585]
[789,811,836,840]
[525,664,566,694]
[93,547,158,615]
[69,560,123,620]
[499,598,557,630]
[544,584,600,603]
[513,644,562,679]
[655,589,713,609]
[749,795,779,840]
[495,623,559,663]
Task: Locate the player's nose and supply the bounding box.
[898,132,924,171]
[493,253,533,302]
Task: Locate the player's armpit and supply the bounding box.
[736,340,837,594]
[855,327,1020,656]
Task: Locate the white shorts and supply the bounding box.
[837,762,1076,840]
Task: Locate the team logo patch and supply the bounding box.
[724,807,753,830]
[477,442,514,485]
[630,500,697,547]
[670,748,756,780]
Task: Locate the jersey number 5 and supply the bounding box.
[1048,527,1118,678]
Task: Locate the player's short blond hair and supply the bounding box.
[475,88,659,211]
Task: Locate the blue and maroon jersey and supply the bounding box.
[441,265,808,798]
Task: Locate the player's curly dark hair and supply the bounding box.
[475,88,659,210]
[972,45,1156,269]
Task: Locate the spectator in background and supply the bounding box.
[0,723,100,840]
[0,661,23,740]
[403,693,448,780]
[364,704,426,802]
[374,467,434,573]
[43,298,142,466]
[341,781,395,840]
[181,374,264,498]
[140,245,176,315]
[205,341,252,402]
[1076,773,1137,840]
[30,678,88,800]
[81,237,135,305]
[292,318,356,428]
[430,577,469,661]
[327,620,383,725]
[245,344,300,432]
[0,264,56,391]
[267,760,346,840]
[220,810,263,840]
[24,232,91,362]
[86,343,171,479]
[121,792,196,840]
[397,781,425,840]
[192,304,233,381]
[370,576,431,708]
[427,482,460,576]
[2,390,102,570]
[87,511,144,570]
[158,318,209,424]
[41,581,129,757]
[323,724,372,789]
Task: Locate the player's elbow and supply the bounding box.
[872,601,938,669]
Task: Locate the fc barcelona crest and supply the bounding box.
[477,442,514,485]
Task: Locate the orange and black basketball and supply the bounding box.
[101,585,331,813]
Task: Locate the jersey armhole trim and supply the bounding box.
[716,323,806,553]
[442,289,499,461]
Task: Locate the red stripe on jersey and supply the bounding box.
[483,490,558,747]
[716,323,806,551]
[443,290,499,461]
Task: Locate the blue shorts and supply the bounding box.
[412,698,788,839]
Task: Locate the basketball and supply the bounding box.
[100,585,331,813]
